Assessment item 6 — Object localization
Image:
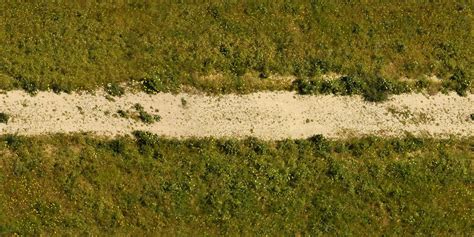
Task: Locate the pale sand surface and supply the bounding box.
[0,91,472,139]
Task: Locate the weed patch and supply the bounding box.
[117,104,161,124]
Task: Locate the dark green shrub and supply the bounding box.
[391,135,424,153]
[138,111,154,124]
[134,103,160,124]
[362,77,391,102]
[181,98,188,107]
[0,112,9,124]
[108,139,126,154]
[15,76,38,95]
[414,78,430,91]
[51,83,62,94]
[105,83,124,97]
[4,134,24,150]
[388,162,413,180]
[133,103,144,111]
[132,131,158,147]
[292,78,335,95]
[258,65,270,79]
[117,110,128,118]
[445,69,471,96]
[142,76,166,94]
[326,158,348,180]
[141,69,180,94]
[217,140,241,155]
[390,80,412,94]
[395,41,406,53]
[347,137,379,157]
[117,104,161,124]
[230,55,248,76]
[308,58,330,77]
[339,76,362,95]
[50,82,73,94]
[245,137,269,155]
[308,134,329,153]
[292,78,319,95]
[319,80,335,94]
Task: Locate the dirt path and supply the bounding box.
[0,91,472,139]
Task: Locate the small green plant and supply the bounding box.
[142,77,163,94]
[0,112,10,124]
[319,79,336,94]
[414,77,430,91]
[141,73,180,94]
[15,76,38,95]
[133,103,161,124]
[50,83,73,94]
[444,69,471,96]
[76,106,84,115]
[181,97,188,107]
[133,103,144,111]
[361,77,391,102]
[138,110,155,124]
[217,139,241,155]
[292,78,319,95]
[117,110,129,118]
[105,82,124,97]
[51,83,62,94]
[339,76,362,95]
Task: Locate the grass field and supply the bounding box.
[0,133,472,235]
[0,1,472,95]
[0,2,472,235]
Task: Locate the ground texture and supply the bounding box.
[0,91,472,139]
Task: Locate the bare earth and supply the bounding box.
[0,91,472,139]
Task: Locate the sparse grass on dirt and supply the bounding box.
[0,1,471,95]
[0,133,472,235]
[116,104,161,124]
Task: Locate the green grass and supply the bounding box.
[0,133,472,235]
[0,1,472,95]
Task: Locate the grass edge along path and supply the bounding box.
[0,133,472,235]
[0,1,472,99]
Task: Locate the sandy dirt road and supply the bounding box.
[0,91,472,139]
